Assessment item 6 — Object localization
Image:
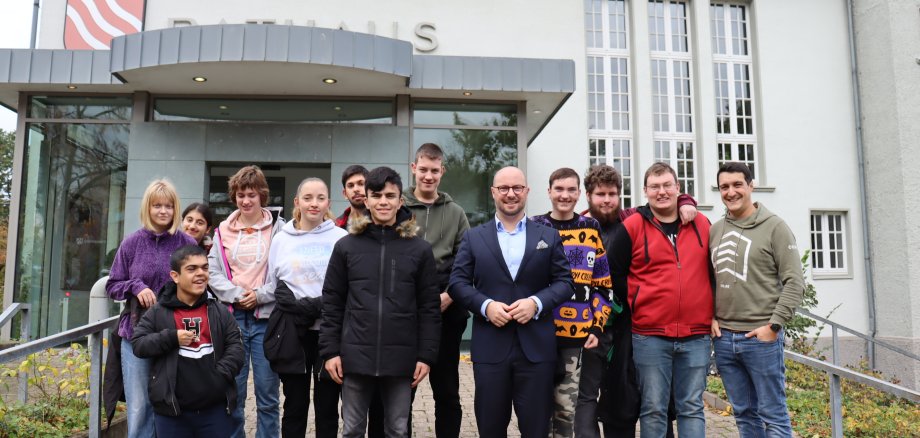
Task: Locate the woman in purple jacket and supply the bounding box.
[106,179,195,438]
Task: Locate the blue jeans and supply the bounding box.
[121,339,155,438]
[713,330,793,438]
[231,310,280,438]
[632,334,709,438]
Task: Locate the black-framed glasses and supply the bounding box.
[492,185,526,195]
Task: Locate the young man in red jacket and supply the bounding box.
[609,163,713,438]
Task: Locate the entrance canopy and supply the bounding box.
[0,24,574,144]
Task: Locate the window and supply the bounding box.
[810,212,850,277]
[585,0,634,207]
[18,96,132,337]
[153,98,393,124]
[649,0,696,196]
[711,3,758,179]
[413,102,518,226]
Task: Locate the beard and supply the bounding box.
[588,203,619,226]
[349,199,366,210]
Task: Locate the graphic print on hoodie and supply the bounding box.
[168,294,225,410]
[218,209,274,290]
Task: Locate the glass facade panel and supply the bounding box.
[16,122,129,337]
[413,103,517,127]
[154,99,393,124]
[414,125,517,227]
[28,96,132,120]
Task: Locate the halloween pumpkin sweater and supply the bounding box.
[532,213,613,348]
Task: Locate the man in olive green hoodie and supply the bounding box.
[710,162,804,438]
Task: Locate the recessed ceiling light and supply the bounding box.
[333,106,342,111]
[66,85,77,90]
[462,91,472,96]
[323,78,337,84]
[533,109,542,114]
[193,76,207,82]
[218,105,229,110]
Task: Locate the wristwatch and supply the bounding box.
[770,323,782,333]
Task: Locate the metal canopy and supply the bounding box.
[0,24,574,144]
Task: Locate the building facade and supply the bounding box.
[0,0,917,386]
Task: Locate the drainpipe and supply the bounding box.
[845,0,877,368]
[29,0,40,49]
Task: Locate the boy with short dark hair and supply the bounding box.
[320,166,442,438]
[132,245,244,437]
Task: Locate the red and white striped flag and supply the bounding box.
[64,0,145,50]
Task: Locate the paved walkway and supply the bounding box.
[243,361,741,437]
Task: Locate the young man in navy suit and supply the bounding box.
[449,166,574,438]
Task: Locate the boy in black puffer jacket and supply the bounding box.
[319,166,442,438]
[132,245,244,437]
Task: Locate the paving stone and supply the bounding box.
[242,360,740,437]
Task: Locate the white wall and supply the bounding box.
[34,0,870,332]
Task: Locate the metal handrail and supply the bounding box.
[782,309,919,438]
[0,303,29,330]
[0,314,118,438]
[797,308,920,364]
[0,303,31,403]
[784,350,920,438]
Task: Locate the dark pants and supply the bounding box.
[278,330,340,438]
[574,339,607,438]
[473,336,555,438]
[153,404,234,438]
[341,374,413,438]
[369,315,467,437]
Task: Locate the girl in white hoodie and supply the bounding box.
[264,178,348,438]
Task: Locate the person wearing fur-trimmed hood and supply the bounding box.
[319,166,441,438]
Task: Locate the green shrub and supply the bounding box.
[0,343,102,437]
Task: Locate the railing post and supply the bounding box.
[829,372,844,437]
[17,306,31,404]
[868,339,876,369]
[831,325,839,365]
[88,330,103,438]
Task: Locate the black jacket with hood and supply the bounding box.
[319,206,442,377]
[131,283,244,416]
[263,279,322,374]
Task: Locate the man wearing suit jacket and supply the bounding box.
[449,166,574,438]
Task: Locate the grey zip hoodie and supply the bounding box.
[709,203,805,331]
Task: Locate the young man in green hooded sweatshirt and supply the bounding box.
[710,161,805,438]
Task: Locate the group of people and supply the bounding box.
[103,140,805,438]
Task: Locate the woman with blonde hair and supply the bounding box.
[263,177,346,437]
[107,179,196,438]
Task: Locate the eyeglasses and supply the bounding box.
[492,185,527,195]
[645,182,677,193]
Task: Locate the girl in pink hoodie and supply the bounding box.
[207,165,283,438]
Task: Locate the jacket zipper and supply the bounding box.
[423,206,431,240]
[631,286,640,313]
[375,228,386,376]
[647,216,684,335]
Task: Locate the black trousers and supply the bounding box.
[278,330,340,438]
[368,315,468,437]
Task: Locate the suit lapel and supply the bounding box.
[483,220,514,280]
[516,220,542,277]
